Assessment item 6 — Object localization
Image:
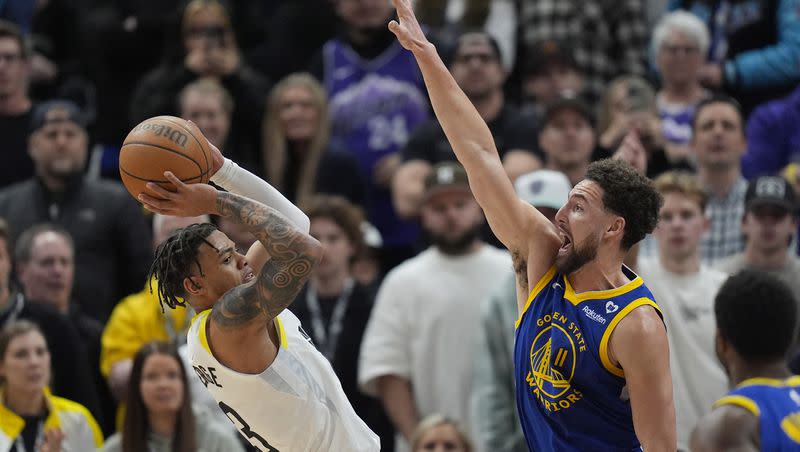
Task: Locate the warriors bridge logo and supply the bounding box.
[526,312,587,412]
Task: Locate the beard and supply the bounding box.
[555,233,599,275]
[426,222,483,256]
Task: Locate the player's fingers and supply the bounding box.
[138,193,174,211]
[163,171,187,189]
[144,182,176,199]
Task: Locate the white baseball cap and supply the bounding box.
[514,169,572,210]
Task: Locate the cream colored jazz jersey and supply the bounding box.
[186,309,380,452]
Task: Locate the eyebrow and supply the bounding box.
[570,193,588,203]
[217,246,234,259]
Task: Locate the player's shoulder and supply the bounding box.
[691,404,759,451]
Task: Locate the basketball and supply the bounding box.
[119,116,212,199]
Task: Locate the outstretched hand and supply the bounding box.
[613,130,648,176]
[138,171,219,217]
[388,0,429,52]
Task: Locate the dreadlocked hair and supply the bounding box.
[148,222,219,311]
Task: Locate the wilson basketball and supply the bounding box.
[119,116,212,199]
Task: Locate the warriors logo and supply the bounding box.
[530,324,575,399]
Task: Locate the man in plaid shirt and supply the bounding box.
[518,0,647,103]
[692,95,748,264]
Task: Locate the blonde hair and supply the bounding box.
[262,73,330,209]
[654,170,708,211]
[411,414,474,452]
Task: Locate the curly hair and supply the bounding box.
[715,270,798,363]
[585,159,663,250]
[147,222,219,311]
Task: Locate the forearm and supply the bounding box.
[411,44,499,164]
[211,158,310,232]
[377,375,420,442]
[212,192,321,324]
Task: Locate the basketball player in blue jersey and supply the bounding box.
[388,0,676,450]
[691,270,800,451]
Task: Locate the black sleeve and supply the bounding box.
[113,190,153,300]
[401,120,440,162]
[129,65,195,127]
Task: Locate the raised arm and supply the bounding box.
[210,191,322,327]
[389,0,559,267]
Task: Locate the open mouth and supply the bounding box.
[244,271,255,282]
[558,233,572,255]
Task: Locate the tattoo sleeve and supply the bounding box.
[210,192,321,328]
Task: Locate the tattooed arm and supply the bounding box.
[212,191,323,327]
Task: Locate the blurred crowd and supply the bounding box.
[0,0,799,451]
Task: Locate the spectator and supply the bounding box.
[692,95,748,264]
[393,31,540,219]
[359,162,511,451]
[0,100,153,323]
[716,176,800,314]
[14,224,114,432]
[741,84,800,179]
[636,172,727,450]
[537,95,595,186]
[315,0,431,271]
[177,78,241,165]
[352,221,385,289]
[291,195,394,450]
[652,11,711,164]
[470,169,570,452]
[101,214,209,404]
[672,0,800,113]
[262,73,366,208]
[0,217,100,418]
[518,40,586,120]
[518,0,647,103]
[0,320,103,451]
[101,342,243,452]
[130,0,269,174]
[411,414,475,452]
[598,76,693,178]
[0,20,35,189]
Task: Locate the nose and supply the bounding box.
[236,252,248,269]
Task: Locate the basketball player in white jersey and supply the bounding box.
[136,144,380,452]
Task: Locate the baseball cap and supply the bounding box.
[423,162,471,201]
[441,31,503,68]
[541,93,595,128]
[522,40,581,78]
[30,100,88,133]
[514,169,571,210]
[745,176,797,213]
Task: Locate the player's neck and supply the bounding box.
[567,256,629,293]
[148,411,177,437]
[312,270,351,298]
[659,252,700,275]
[744,245,789,270]
[698,164,741,198]
[5,387,45,417]
[730,361,791,387]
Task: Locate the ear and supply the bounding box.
[605,216,626,241]
[183,276,204,297]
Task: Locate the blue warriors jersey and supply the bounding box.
[514,265,662,451]
[714,376,800,451]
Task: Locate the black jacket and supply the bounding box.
[0,177,152,322]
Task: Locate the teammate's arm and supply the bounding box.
[377,375,419,442]
[609,307,676,451]
[389,0,559,268]
[690,406,759,452]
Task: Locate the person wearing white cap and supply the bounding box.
[470,169,569,452]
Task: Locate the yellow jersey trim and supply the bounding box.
[563,270,644,306]
[599,297,661,378]
[516,266,558,329]
[198,310,213,355]
[781,413,800,443]
[275,316,288,350]
[714,395,761,417]
[738,376,800,388]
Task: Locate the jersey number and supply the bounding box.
[219,401,280,451]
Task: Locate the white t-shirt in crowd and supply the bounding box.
[359,245,511,452]
[637,259,728,451]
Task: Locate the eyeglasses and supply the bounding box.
[453,53,498,65]
[661,44,699,56]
